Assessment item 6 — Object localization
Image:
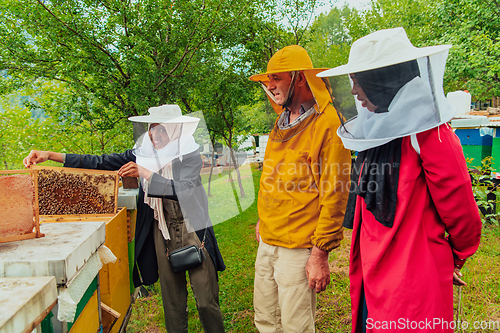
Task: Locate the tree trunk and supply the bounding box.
[229,147,245,198]
[181,98,193,113]
[225,156,242,214]
[207,148,216,197]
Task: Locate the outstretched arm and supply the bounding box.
[23,150,63,167]
[24,149,136,171]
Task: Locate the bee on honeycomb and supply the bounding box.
[38,170,115,215]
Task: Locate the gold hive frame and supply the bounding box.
[0,166,119,242]
[30,165,119,222]
[0,169,43,244]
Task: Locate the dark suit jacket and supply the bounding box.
[65,149,225,287]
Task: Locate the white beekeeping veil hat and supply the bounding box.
[128,105,255,235]
[129,104,200,172]
[318,27,456,151]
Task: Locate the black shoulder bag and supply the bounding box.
[166,229,207,274]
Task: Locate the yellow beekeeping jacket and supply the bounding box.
[258,101,351,251]
[252,45,351,251]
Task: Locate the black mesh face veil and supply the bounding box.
[323,29,455,152]
[353,60,420,113]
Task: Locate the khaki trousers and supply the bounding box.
[153,209,225,333]
[254,241,316,333]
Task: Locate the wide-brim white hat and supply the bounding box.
[317,27,451,77]
[128,104,199,123]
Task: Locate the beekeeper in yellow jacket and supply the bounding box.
[250,45,351,332]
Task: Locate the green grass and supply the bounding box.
[201,164,256,226]
[456,226,500,332]
[126,283,165,333]
[127,166,500,332]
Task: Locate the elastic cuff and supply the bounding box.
[454,257,466,269]
[311,230,344,252]
[311,240,340,253]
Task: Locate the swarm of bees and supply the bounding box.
[38,170,116,215]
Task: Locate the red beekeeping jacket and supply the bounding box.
[349,124,482,333]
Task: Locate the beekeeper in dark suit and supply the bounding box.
[24,104,226,333]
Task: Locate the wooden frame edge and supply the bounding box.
[22,299,58,333]
[114,174,119,214]
[0,169,43,241]
[0,232,38,244]
[31,165,118,176]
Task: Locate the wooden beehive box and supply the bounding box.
[31,165,119,219]
[0,169,42,244]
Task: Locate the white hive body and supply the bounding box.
[0,276,57,333]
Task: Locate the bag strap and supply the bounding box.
[165,221,208,256]
[199,228,207,249]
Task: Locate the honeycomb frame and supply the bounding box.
[31,165,119,219]
[0,169,42,243]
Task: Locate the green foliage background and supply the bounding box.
[0,1,499,331]
[1,0,499,168]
